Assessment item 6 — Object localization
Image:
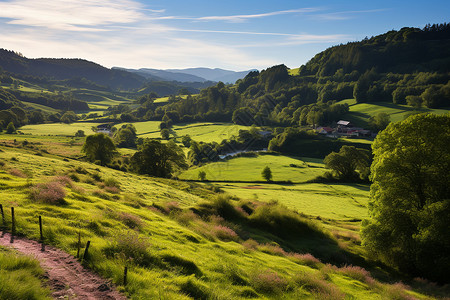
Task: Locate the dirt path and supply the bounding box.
[0,232,127,300]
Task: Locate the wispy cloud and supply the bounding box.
[313,9,388,21]
[193,8,320,23]
[0,0,146,31]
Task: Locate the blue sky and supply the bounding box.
[0,0,448,70]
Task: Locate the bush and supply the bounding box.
[292,272,345,300]
[249,269,288,295]
[30,181,67,205]
[212,225,239,242]
[8,168,27,178]
[288,253,321,268]
[103,231,155,267]
[249,202,325,238]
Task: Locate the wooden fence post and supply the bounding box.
[124,266,128,286]
[10,207,15,243]
[83,240,91,260]
[0,204,4,229]
[76,232,81,258]
[39,216,43,241]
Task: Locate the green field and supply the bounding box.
[341,99,449,127]
[179,154,325,182]
[119,121,252,143]
[221,182,369,220]
[19,122,98,136]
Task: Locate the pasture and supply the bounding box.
[19,122,98,136]
[118,121,252,143]
[179,154,325,183]
[339,99,449,127]
[220,182,369,221]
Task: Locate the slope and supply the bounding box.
[0,141,438,299]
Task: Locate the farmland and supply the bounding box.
[0,140,437,299]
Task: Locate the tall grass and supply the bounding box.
[0,247,51,300]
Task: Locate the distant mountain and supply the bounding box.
[166,67,257,84]
[0,49,147,90]
[115,67,256,84]
[115,67,206,83]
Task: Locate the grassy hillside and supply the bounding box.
[340,99,449,128]
[0,139,442,299]
[0,246,51,299]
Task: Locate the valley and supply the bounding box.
[0,22,449,300]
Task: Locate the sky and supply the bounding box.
[0,0,448,71]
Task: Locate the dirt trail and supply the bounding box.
[0,232,127,300]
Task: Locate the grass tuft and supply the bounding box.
[30,181,67,205]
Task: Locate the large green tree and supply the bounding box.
[113,124,137,148]
[324,145,371,180]
[81,133,116,165]
[130,140,187,178]
[361,113,450,282]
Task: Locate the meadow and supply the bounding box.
[339,99,449,127]
[179,154,325,183]
[0,140,438,299]
[117,121,252,143]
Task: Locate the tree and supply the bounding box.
[81,133,116,165]
[161,128,170,140]
[198,170,206,181]
[361,113,450,283]
[324,145,371,180]
[6,121,15,134]
[262,166,272,182]
[368,112,390,132]
[113,124,137,147]
[130,140,187,178]
[60,111,78,124]
[74,130,85,137]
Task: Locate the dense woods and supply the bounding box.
[125,24,449,129]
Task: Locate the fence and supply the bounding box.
[0,203,128,286]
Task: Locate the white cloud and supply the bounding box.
[0,0,146,31]
[194,8,320,23]
[313,9,387,21]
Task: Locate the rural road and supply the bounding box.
[0,232,127,300]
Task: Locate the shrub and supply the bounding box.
[211,195,244,220]
[117,212,143,229]
[92,189,110,200]
[258,243,287,257]
[30,181,67,204]
[337,265,375,286]
[212,225,239,242]
[242,239,259,251]
[249,202,325,238]
[8,168,27,178]
[381,282,415,300]
[288,253,321,268]
[103,231,155,267]
[174,210,199,226]
[104,186,120,194]
[53,175,72,186]
[293,272,345,300]
[249,269,288,295]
